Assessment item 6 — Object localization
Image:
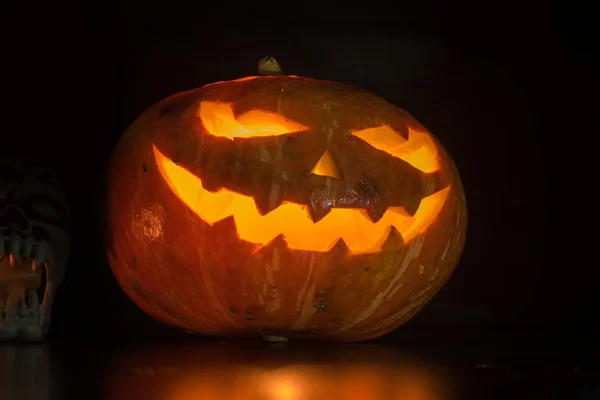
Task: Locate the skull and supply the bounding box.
[0,159,71,341]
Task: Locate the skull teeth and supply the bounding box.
[0,292,46,341]
[2,296,14,313]
[23,237,35,262]
[0,236,54,272]
[9,237,21,266]
[29,288,40,309]
[1,291,41,312]
[1,235,50,340]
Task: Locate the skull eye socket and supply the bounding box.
[32,203,60,221]
[350,125,440,173]
[198,101,309,140]
[0,205,29,230]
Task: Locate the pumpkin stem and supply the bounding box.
[259,56,284,76]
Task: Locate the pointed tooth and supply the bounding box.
[32,259,43,273]
[29,290,40,310]
[330,237,350,255]
[401,195,421,217]
[18,298,27,313]
[198,159,224,192]
[45,247,55,267]
[33,241,48,272]
[421,171,448,198]
[9,236,22,266]
[5,297,15,312]
[352,177,388,223]
[308,190,335,223]
[397,176,427,217]
[23,236,36,259]
[306,201,332,223]
[253,182,285,216]
[364,201,387,223]
[41,282,54,306]
[381,226,407,250]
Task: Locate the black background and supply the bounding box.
[1,4,592,348]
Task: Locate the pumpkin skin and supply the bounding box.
[105,61,467,342]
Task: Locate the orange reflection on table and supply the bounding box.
[106,342,452,400]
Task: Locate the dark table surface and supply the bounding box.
[1,327,598,400]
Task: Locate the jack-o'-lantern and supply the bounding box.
[105,57,467,342]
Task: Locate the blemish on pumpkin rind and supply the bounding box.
[131,204,165,242]
[312,290,329,312]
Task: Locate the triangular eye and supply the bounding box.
[198,101,308,140]
[350,125,440,173]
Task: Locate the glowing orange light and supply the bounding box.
[351,125,440,173]
[0,259,42,302]
[267,377,300,400]
[198,101,308,140]
[153,146,449,254]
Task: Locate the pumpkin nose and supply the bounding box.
[310,150,341,180]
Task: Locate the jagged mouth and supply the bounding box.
[0,259,46,309]
[0,237,51,340]
[152,145,451,254]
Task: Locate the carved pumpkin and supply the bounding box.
[105,57,467,342]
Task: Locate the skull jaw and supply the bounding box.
[0,257,49,341]
[0,159,71,341]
